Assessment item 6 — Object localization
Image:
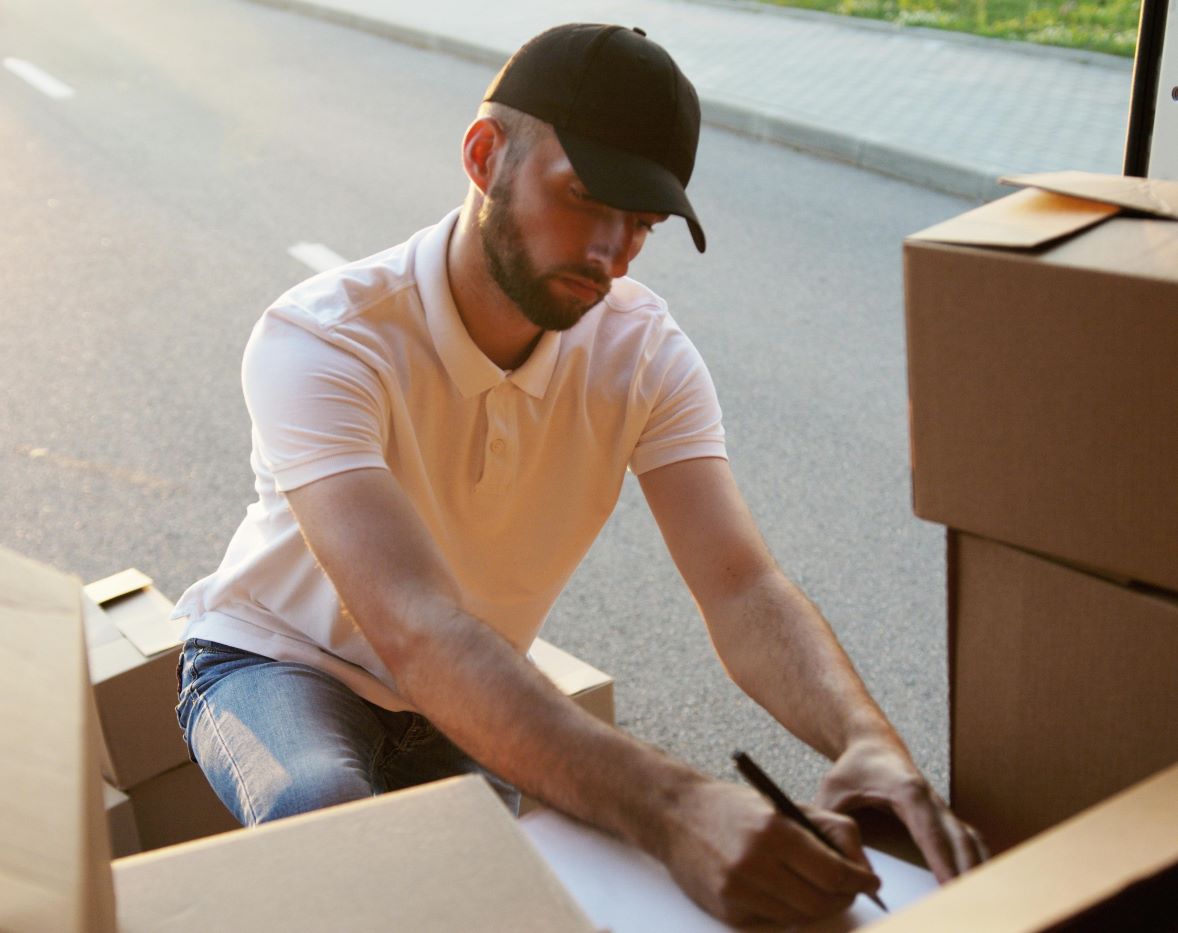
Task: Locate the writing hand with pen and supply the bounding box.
[654,757,886,928]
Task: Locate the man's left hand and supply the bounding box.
[815,739,988,882]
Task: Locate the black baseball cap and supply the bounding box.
[484,23,706,253]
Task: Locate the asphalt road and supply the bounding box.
[1,0,973,798]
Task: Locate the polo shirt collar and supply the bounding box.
[416,209,561,401]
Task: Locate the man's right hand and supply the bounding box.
[657,779,881,927]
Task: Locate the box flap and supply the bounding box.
[909,187,1119,248]
[1000,170,1178,220]
[84,570,183,657]
[530,638,612,699]
[102,587,184,657]
[869,763,1178,931]
[84,568,153,606]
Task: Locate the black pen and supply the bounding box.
[733,751,889,913]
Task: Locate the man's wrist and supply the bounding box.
[836,709,909,757]
[614,757,710,863]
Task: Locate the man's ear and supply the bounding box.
[461,117,505,195]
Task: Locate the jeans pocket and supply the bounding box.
[398,714,440,751]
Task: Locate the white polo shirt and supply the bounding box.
[174,209,726,711]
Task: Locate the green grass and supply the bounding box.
[756,0,1142,55]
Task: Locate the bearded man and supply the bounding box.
[173,23,984,927]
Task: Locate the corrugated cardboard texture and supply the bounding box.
[128,761,239,852]
[867,763,1178,932]
[950,532,1178,852]
[113,775,596,932]
[0,547,116,933]
[905,212,1178,591]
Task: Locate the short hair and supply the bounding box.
[477,101,549,171]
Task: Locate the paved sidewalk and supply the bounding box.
[252,0,1134,200]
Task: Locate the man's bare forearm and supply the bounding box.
[705,568,904,761]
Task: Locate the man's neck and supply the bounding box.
[447,204,545,372]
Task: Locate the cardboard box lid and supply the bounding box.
[0,547,116,933]
[113,775,596,932]
[868,763,1178,931]
[909,171,1178,249]
[83,569,182,658]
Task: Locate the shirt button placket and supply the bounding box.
[478,384,512,493]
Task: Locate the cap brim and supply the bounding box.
[554,127,706,253]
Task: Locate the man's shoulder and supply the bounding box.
[602,276,668,318]
[270,237,421,334]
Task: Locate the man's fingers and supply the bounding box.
[958,822,989,872]
[717,862,857,927]
[896,788,985,882]
[894,788,960,882]
[772,812,880,898]
[812,807,872,873]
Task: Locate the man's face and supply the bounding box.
[477,132,665,332]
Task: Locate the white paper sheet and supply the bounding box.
[520,808,939,932]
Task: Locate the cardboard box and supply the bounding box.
[0,547,116,933]
[869,762,1178,931]
[114,775,595,932]
[949,531,1178,852]
[85,569,189,789]
[103,782,142,859]
[905,172,1178,592]
[126,761,239,853]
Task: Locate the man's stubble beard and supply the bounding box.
[478,176,610,333]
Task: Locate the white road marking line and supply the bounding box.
[288,242,348,273]
[3,57,75,100]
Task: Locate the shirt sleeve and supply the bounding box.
[628,322,727,475]
[242,313,391,492]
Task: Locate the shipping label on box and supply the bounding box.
[905,173,1178,591]
[85,569,189,789]
[948,531,1178,853]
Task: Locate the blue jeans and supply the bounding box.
[175,638,519,825]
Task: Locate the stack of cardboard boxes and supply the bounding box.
[83,569,238,855]
[903,171,1178,852]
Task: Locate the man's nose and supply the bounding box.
[587,210,637,280]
